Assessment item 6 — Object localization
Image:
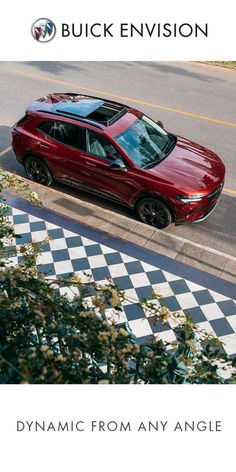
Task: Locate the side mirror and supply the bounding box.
[110,158,127,172]
[157,120,164,129]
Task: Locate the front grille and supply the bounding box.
[207,182,224,202]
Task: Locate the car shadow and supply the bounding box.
[0,125,12,151]
[1,124,236,253]
[0,125,25,175]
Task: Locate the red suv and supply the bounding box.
[12,93,225,229]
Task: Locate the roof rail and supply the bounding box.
[36,109,105,130]
[107,108,127,126]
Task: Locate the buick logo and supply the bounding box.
[31,18,56,42]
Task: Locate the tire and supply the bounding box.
[24,156,53,186]
[136,197,172,229]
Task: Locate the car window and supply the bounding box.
[38,120,86,151]
[38,120,54,137]
[86,130,121,160]
[54,121,86,150]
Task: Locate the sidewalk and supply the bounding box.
[9,177,236,283]
[4,192,236,357]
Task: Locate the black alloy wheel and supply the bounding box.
[24,156,53,186]
[136,198,172,229]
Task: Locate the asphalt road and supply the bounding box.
[0,61,236,256]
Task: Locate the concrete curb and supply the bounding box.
[7,174,236,283]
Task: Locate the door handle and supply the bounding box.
[85,161,97,167]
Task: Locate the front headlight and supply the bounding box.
[178,194,206,203]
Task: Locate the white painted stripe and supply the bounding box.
[0,146,12,157]
[161,230,236,262]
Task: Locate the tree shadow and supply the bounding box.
[17,61,224,84]
[19,61,86,75]
[134,62,225,83]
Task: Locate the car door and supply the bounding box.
[36,120,140,204]
[36,119,90,182]
[75,129,141,205]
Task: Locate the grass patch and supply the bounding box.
[204,61,236,69]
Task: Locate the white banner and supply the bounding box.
[0,1,236,470]
[0,0,235,60]
[0,385,235,471]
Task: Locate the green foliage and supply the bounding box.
[207,61,236,69]
[0,170,235,384]
[0,170,41,260]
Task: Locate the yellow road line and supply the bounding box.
[223,187,236,196]
[0,146,12,157]
[0,65,236,128]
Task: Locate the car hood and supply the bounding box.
[148,136,225,193]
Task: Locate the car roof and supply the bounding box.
[27,93,135,131]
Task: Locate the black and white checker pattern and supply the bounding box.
[5,206,236,357]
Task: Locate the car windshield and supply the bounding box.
[114,115,176,168]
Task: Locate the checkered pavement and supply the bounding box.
[4,206,236,357]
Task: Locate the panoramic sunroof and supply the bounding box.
[52,99,104,117]
[51,97,126,125]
